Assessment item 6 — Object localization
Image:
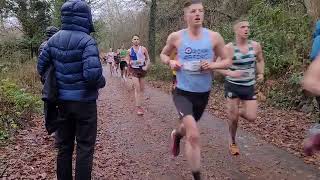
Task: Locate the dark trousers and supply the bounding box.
[56,101,97,180]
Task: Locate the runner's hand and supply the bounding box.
[201,61,212,71]
[142,66,148,71]
[257,73,264,82]
[169,60,181,71]
[228,70,245,78]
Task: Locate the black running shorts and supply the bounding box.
[130,67,147,78]
[114,57,120,64]
[173,88,210,122]
[120,61,128,70]
[224,81,256,100]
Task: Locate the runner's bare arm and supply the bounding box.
[160,32,177,65]
[206,32,232,70]
[214,45,243,78]
[303,55,320,95]
[125,49,131,64]
[214,56,232,76]
[256,42,265,81]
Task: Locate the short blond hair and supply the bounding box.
[233,18,249,27]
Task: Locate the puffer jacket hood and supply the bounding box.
[61,0,95,34]
[38,26,59,55]
[46,26,59,39]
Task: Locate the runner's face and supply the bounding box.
[132,36,140,46]
[184,3,204,27]
[236,21,250,39]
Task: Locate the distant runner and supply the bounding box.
[120,45,129,80]
[107,48,115,76]
[114,49,121,75]
[127,35,151,115]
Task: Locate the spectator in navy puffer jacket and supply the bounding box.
[37,0,105,179]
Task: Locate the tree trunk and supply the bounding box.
[304,0,320,21]
[148,0,156,62]
[31,43,34,59]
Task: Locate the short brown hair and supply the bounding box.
[132,34,140,39]
[233,18,249,27]
[184,0,202,8]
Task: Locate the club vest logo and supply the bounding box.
[183,47,211,60]
[185,47,192,54]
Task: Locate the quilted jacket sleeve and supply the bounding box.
[82,38,106,89]
[311,36,320,61]
[37,44,51,77]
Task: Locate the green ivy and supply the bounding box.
[0,79,41,144]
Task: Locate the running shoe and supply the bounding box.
[229,143,240,155]
[137,106,144,116]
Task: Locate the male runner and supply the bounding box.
[120,44,129,80]
[160,1,232,179]
[127,35,151,115]
[217,19,265,155]
[114,48,121,75]
[107,48,115,76]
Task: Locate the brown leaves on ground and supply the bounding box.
[0,116,56,179]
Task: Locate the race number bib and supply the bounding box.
[243,69,255,77]
[183,61,201,73]
[183,60,210,74]
[132,60,145,67]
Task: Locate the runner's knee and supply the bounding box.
[243,112,256,122]
[186,131,200,147]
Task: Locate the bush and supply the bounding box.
[0,38,30,64]
[0,34,42,143]
[0,79,41,143]
[0,79,41,112]
[248,0,312,77]
[147,60,173,82]
[0,58,41,94]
